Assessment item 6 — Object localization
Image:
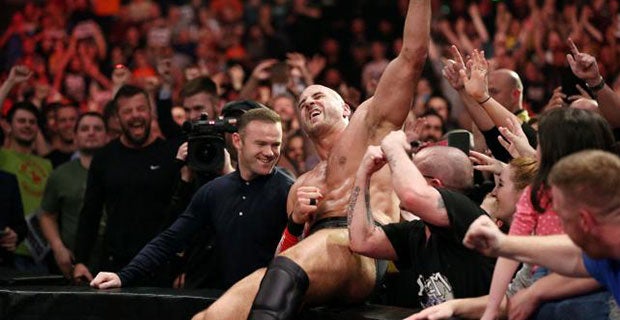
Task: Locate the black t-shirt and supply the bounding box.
[382,188,496,308]
[75,138,181,268]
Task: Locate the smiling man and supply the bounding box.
[89,108,293,290]
[0,102,53,272]
[72,85,181,284]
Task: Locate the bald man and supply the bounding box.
[488,69,528,122]
[349,132,495,309]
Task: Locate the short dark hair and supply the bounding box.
[51,102,79,120]
[420,108,446,133]
[237,108,281,134]
[75,112,106,132]
[181,76,217,99]
[222,100,267,119]
[112,85,149,113]
[7,101,40,123]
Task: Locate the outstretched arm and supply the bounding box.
[0,65,32,107]
[567,38,620,127]
[443,45,494,131]
[460,49,521,130]
[381,131,450,227]
[367,0,430,131]
[348,146,397,260]
[464,215,589,277]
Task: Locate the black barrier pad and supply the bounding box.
[0,286,419,320]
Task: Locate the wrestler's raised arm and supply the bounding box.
[365,0,430,132]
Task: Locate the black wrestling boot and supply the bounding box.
[247,256,310,320]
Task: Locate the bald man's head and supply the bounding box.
[414,146,474,192]
[570,98,598,112]
[488,69,523,113]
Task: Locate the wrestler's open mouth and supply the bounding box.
[310,109,321,120]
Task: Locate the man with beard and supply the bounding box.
[418,109,446,144]
[39,113,107,278]
[194,0,430,319]
[89,108,293,290]
[72,85,180,284]
[44,103,79,168]
[0,102,53,272]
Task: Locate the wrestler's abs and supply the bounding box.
[300,161,400,226]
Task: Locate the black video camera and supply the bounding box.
[182,114,238,174]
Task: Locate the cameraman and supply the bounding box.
[89,108,294,291]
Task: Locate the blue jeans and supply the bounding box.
[533,290,614,320]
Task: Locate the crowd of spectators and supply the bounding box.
[2,0,620,319]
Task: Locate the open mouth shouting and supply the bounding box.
[308,107,322,123]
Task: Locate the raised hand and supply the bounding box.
[469,150,506,175]
[543,86,566,111]
[286,52,306,71]
[251,59,278,81]
[497,116,536,159]
[306,54,326,79]
[8,65,32,84]
[441,45,466,91]
[459,49,489,102]
[566,38,601,85]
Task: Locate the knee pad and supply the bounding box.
[247,256,309,320]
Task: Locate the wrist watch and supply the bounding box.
[586,76,605,98]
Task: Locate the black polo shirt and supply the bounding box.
[118,167,293,289]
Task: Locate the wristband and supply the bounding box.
[586,76,605,94]
[287,213,304,237]
[477,95,491,105]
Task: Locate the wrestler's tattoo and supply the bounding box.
[347,186,361,228]
[364,180,373,227]
[386,153,396,169]
[437,196,446,209]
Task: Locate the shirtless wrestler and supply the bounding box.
[194,1,430,319]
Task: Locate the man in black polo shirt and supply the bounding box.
[90,108,293,290]
[349,131,495,309]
